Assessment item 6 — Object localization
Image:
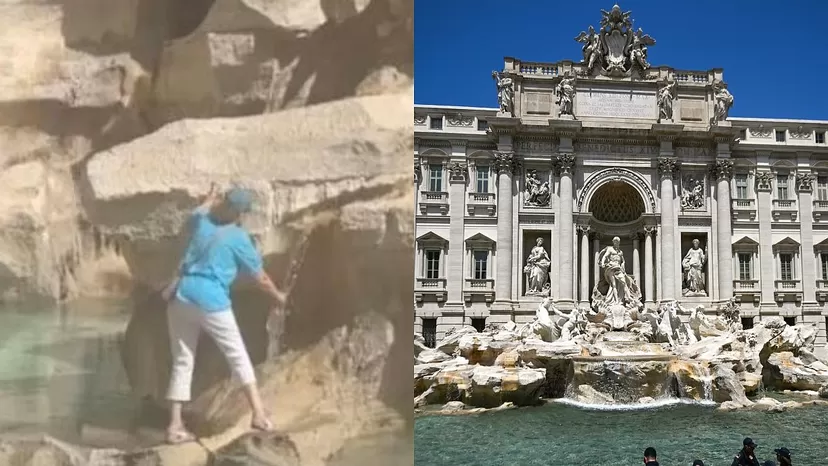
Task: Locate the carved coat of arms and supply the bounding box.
[574,5,656,77]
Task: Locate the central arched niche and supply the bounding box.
[588,181,645,223]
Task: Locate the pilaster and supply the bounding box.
[756,169,776,306]
[797,169,818,306]
[445,155,468,305]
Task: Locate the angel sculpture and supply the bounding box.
[627,28,656,70]
[574,25,602,73]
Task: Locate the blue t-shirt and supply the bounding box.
[175,207,263,312]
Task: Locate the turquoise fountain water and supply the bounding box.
[415,401,828,465]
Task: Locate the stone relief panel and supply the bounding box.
[524,168,551,207]
[750,126,772,138]
[679,101,705,122]
[525,92,553,115]
[414,115,426,126]
[680,174,706,211]
[446,114,473,127]
[790,126,813,140]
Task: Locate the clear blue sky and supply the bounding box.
[415,0,828,120]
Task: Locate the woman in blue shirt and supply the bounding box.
[161,184,286,444]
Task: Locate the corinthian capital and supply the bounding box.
[494,151,519,174]
[556,153,575,176]
[755,171,774,191]
[657,157,679,179]
[797,173,816,193]
[711,159,734,181]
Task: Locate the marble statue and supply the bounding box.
[520,298,587,342]
[626,28,656,71]
[524,237,551,295]
[524,170,550,207]
[657,79,676,123]
[682,239,707,297]
[492,71,514,116]
[592,236,643,330]
[556,73,576,117]
[680,175,705,211]
[719,297,743,333]
[574,25,602,73]
[655,301,697,347]
[711,79,734,125]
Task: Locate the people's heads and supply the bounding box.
[213,187,254,225]
[743,437,757,453]
[612,236,621,247]
[692,239,700,248]
[643,446,657,461]
[692,461,704,466]
[774,447,791,464]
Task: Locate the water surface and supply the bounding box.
[415,401,828,465]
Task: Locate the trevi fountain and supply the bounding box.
[413,4,828,465]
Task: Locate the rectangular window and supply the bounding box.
[821,253,828,281]
[741,317,754,330]
[422,318,437,348]
[471,318,486,333]
[735,174,749,199]
[780,253,793,280]
[429,116,443,130]
[739,129,747,140]
[428,164,443,192]
[818,176,828,201]
[777,175,789,200]
[425,250,441,279]
[776,130,786,142]
[816,132,825,144]
[477,120,489,131]
[783,316,797,326]
[473,250,488,280]
[738,253,752,280]
[476,166,490,193]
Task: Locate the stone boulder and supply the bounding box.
[414,357,468,396]
[710,363,752,406]
[568,357,674,404]
[434,326,477,355]
[416,349,450,364]
[456,331,521,365]
[764,351,828,391]
[464,366,546,408]
[212,431,300,466]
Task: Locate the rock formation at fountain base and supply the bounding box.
[415,299,828,412]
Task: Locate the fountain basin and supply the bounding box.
[567,355,676,404]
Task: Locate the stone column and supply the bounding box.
[712,159,735,301]
[556,153,576,306]
[756,171,776,305]
[592,233,601,284]
[578,225,591,305]
[632,233,641,290]
[414,161,421,290]
[446,161,467,304]
[798,172,818,305]
[644,226,656,305]
[658,157,679,301]
[494,152,516,304]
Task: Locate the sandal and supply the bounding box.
[165,429,196,444]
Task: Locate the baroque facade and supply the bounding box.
[413,5,828,347]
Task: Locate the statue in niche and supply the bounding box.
[524,237,551,296]
[711,79,734,125]
[657,79,676,123]
[682,239,707,297]
[591,236,643,330]
[680,175,705,211]
[555,73,576,117]
[524,169,550,207]
[492,71,514,116]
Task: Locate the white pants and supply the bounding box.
[166,299,257,402]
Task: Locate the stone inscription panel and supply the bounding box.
[576,87,656,119]
[525,92,553,114]
[574,142,658,156]
[516,139,555,153]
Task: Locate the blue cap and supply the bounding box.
[226,187,254,213]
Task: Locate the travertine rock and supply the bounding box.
[465,366,546,408]
[765,351,828,391]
